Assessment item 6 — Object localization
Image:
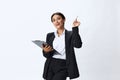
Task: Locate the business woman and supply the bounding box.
[42,12,82,80]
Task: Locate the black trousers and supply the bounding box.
[46,58,68,80]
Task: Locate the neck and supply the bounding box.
[57,27,65,36]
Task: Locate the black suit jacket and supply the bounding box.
[42,27,82,79]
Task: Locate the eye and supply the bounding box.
[52,19,55,22]
[57,17,61,20]
[57,17,60,20]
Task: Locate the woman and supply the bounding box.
[42,12,82,80]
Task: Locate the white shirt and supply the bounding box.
[52,29,66,60]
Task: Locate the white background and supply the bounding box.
[0,0,120,80]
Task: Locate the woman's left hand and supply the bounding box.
[73,17,81,27]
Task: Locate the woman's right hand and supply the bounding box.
[42,44,53,53]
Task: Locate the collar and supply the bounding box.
[54,29,65,37]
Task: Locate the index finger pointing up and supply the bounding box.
[75,16,78,21]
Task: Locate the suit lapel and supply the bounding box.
[65,29,71,65]
[65,29,70,55]
[49,33,55,47]
[65,30,68,49]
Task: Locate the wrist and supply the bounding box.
[72,27,79,33]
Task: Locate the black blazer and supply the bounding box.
[42,27,82,79]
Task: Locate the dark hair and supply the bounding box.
[51,12,65,22]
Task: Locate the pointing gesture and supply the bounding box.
[73,16,81,27]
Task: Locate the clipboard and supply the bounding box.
[32,40,47,48]
[32,40,61,55]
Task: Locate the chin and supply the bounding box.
[55,26,61,29]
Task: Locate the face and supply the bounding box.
[52,15,65,29]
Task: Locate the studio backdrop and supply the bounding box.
[0,0,119,80]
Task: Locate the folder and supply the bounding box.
[32,40,47,48]
[32,40,61,55]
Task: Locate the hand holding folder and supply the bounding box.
[32,40,54,53]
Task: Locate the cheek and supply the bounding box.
[59,20,64,24]
[52,22,58,27]
[52,22,56,25]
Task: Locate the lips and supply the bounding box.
[55,23,60,26]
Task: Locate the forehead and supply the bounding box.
[52,15,62,19]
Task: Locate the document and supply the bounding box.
[32,40,47,48]
[32,40,60,55]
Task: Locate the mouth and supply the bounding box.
[55,23,60,26]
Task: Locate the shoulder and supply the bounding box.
[46,32,54,37]
[65,29,72,35]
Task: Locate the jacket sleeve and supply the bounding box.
[71,27,82,48]
[42,49,55,58]
[42,33,54,58]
